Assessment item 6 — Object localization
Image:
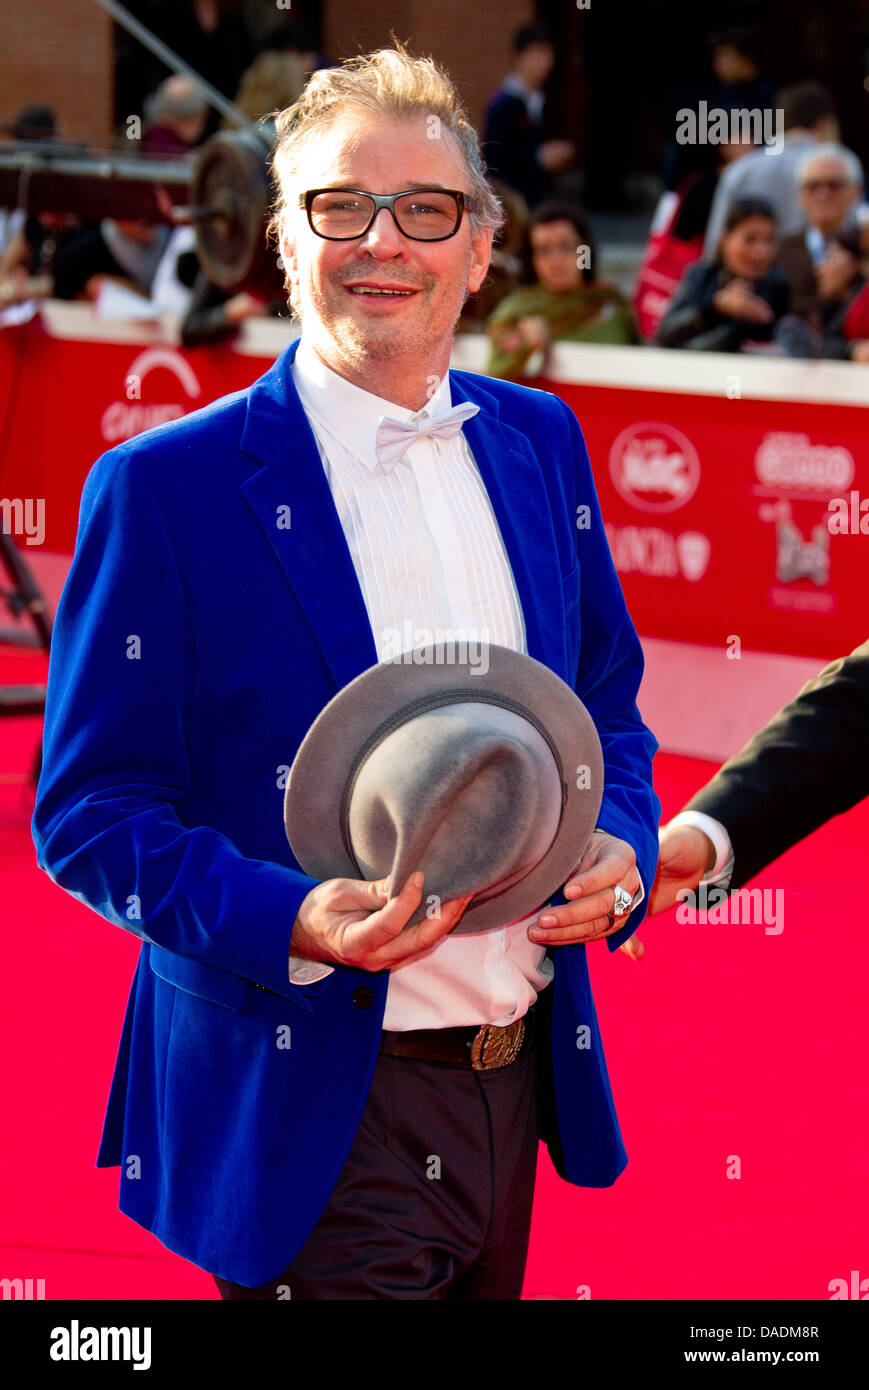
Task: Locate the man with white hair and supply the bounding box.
[702,81,862,257]
[777,143,868,358]
[33,44,659,1300]
[142,74,209,156]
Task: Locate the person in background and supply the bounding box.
[657,198,789,353]
[633,129,756,343]
[482,23,574,210]
[180,38,308,344]
[707,26,775,120]
[702,83,858,259]
[485,200,637,379]
[662,25,773,196]
[253,19,328,76]
[0,211,79,310]
[1,104,58,144]
[775,144,869,360]
[667,132,756,247]
[51,218,171,303]
[142,75,209,156]
[0,106,75,309]
[150,0,254,138]
[457,180,527,333]
[226,45,307,130]
[180,272,289,347]
[1,106,58,262]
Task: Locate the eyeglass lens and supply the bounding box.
[309,190,460,239]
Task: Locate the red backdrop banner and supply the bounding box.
[540,375,866,660]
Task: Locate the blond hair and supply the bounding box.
[267,40,504,286]
[226,51,307,126]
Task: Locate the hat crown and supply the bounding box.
[347,702,563,909]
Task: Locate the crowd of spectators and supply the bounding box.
[483,31,869,375]
[2,11,869,374]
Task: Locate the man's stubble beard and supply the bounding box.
[294,254,474,368]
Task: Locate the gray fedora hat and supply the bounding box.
[284,644,603,935]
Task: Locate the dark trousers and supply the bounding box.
[213,1030,540,1300]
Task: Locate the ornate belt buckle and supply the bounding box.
[470,1016,525,1071]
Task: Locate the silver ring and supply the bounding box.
[612,885,634,918]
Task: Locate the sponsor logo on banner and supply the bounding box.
[676,531,711,581]
[754,432,854,493]
[100,347,202,443]
[775,520,830,585]
[605,524,711,581]
[608,422,701,513]
[753,434,846,607]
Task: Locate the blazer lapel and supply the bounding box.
[450,373,567,681]
[239,338,378,691]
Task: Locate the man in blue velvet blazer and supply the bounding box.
[32,45,660,1299]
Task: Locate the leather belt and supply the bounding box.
[380,1004,536,1071]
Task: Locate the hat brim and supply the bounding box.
[284,645,603,934]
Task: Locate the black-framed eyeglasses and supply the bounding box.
[300,188,477,241]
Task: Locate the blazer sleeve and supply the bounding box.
[684,640,869,888]
[556,397,661,950]
[31,445,321,1003]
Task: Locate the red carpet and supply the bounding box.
[2,645,866,1300]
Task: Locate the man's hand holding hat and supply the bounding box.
[289,870,475,973]
[284,644,612,944]
[530,828,645,960]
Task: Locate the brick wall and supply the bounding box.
[0,0,114,147]
[0,1,531,153]
[323,0,532,134]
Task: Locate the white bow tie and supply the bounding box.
[374,401,480,473]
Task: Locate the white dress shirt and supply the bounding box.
[287,336,638,1029]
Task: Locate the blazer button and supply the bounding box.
[353,986,375,1009]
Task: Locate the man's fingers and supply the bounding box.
[377,891,475,965]
[561,872,640,919]
[530,910,621,945]
[537,894,614,929]
[565,851,635,899]
[359,871,427,948]
[361,876,476,958]
[331,873,393,911]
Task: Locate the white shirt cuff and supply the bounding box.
[288,954,335,986]
[667,810,734,883]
